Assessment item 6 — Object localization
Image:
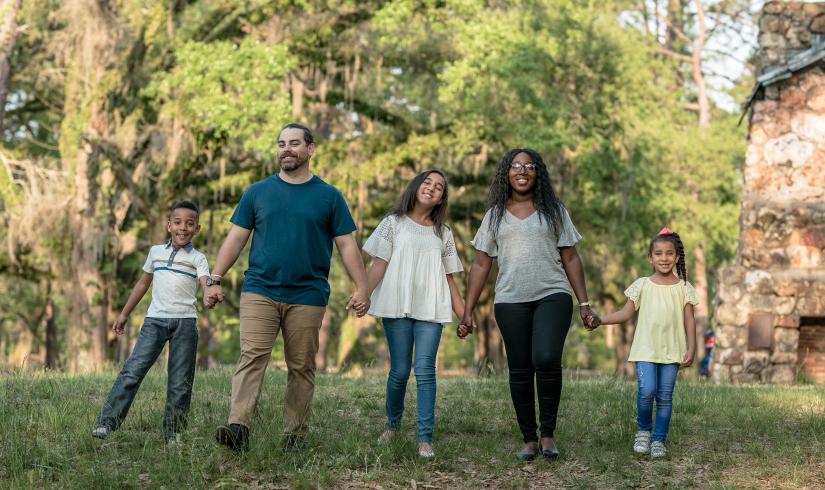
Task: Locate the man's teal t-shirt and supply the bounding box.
[230,174,356,306]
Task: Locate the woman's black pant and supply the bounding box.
[495,293,573,443]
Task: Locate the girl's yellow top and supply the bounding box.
[626,276,699,364]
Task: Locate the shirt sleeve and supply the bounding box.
[684,281,700,306]
[330,189,357,237]
[142,249,155,273]
[442,227,464,274]
[230,185,256,230]
[624,277,646,311]
[362,216,395,262]
[195,252,211,278]
[556,206,582,247]
[470,210,498,258]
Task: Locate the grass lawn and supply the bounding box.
[2,367,824,489]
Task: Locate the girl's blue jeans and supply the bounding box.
[635,361,679,442]
[382,317,442,443]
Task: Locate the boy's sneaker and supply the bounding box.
[633,430,651,454]
[166,433,182,447]
[91,426,111,439]
[216,423,249,452]
[650,440,667,458]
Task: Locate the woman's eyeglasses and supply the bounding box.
[509,162,537,172]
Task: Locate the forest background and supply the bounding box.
[0,0,758,376]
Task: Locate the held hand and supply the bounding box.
[112,315,128,336]
[456,321,474,338]
[585,314,601,331]
[204,286,224,309]
[457,312,474,338]
[681,350,695,368]
[579,305,597,329]
[346,289,370,317]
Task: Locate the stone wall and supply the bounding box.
[711,1,825,384]
[759,1,825,70]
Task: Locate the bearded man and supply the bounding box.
[205,123,369,451]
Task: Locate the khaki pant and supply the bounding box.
[228,292,326,435]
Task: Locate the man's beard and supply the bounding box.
[279,154,308,171]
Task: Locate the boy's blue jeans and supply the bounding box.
[636,361,679,442]
[96,317,198,440]
[382,318,443,444]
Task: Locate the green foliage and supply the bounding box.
[147,38,296,158]
[1,0,749,371]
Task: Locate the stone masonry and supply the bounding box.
[712,1,825,384]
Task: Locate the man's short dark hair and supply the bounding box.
[170,200,200,217]
[281,123,314,146]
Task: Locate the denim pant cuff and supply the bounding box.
[386,420,401,431]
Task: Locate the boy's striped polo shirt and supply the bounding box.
[142,241,210,318]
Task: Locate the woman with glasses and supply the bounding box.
[458,148,596,461]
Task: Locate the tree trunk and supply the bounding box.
[315,309,332,372]
[692,0,710,128]
[693,242,709,364]
[0,0,21,130]
[197,315,214,370]
[44,276,59,369]
[615,316,636,378]
[474,301,505,374]
[60,0,120,372]
[9,318,33,369]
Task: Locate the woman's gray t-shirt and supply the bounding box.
[471,207,582,304]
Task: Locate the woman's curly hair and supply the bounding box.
[487,148,564,236]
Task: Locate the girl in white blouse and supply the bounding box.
[362,169,465,458]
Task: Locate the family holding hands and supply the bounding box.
[92,123,697,461]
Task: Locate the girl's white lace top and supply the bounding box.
[362,214,463,323]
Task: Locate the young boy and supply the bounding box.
[92,201,211,444]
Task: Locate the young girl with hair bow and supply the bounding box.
[588,227,698,458]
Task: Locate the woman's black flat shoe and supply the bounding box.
[541,447,560,459]
[516,450,537,462]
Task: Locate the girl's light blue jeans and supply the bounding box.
[382,317,443,443]
[636,361,679,442]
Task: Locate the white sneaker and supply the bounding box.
[633,430,651,454]
[650,440,667,458]
[91,426,111,439]
[418,442,435,458]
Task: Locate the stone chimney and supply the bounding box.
[711,1,825,384]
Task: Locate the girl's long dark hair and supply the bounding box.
[487,148,564,236]
[648,231,688,283]
[389,169,449,238]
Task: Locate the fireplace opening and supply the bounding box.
[798,317,825,384]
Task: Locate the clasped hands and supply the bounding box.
[202,285,370,317]
[582,304,601,331]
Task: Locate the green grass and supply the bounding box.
[2,367,824,489]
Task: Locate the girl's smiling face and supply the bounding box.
[416,172,445,209]
[649,240,677,276]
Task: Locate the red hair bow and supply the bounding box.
[658,227,675,236]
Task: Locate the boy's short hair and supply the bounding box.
[170,200,200,218]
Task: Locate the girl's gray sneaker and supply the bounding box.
[633,430,651,454]
[650,440,667,458]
